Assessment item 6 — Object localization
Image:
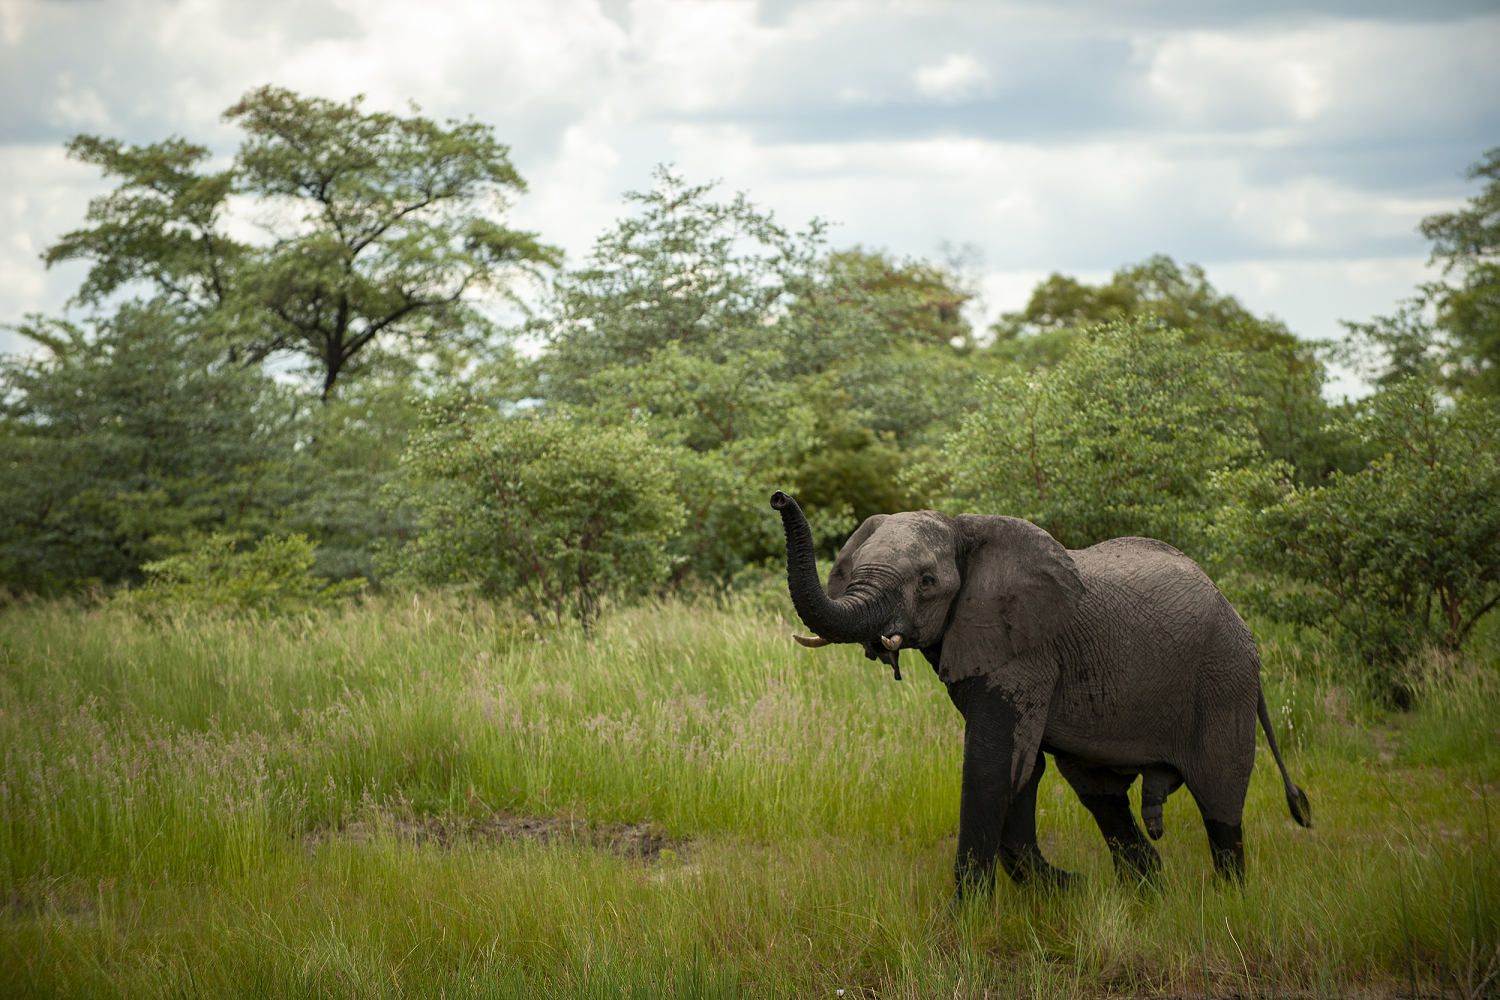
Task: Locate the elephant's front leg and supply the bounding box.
[998,751,1077,890]
[953,692,1051,900]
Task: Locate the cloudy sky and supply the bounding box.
[2,0,1498,382]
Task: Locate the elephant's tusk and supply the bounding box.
[793,634,831,648]
[881,634,903,650]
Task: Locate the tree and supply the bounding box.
[0,303,299,593]
[1343,147,1500,398]
[274,341,529,583]
[782,247,979,450]
[534,166,825,400]
[812,247,974,351]
[1418,145,1500,396]
[44,85,559,398]
[43,135,243,315]
[1339,298,1447,390]
[532,170,979,575]
[1217,376,1500,697]
[990,255,1281,343]
[988,255,1339,483]
[114,532,364,617]
[530,169,828,579]
[391,401,687,628]
[941,320,1266,557]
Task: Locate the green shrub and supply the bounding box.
[939,320,1265,557]
[1215,377,1500,699]
[390,401,687,628]
[114,532,364,616]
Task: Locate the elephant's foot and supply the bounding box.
[1204,818,1245,883]
[949,853,1079,914]
[1002,846,1078,892]
[948,864,995,914]
[1107,839,1163,888]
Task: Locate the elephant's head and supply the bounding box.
[770,490,1083,682]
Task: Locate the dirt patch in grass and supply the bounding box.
[304,811,685,861]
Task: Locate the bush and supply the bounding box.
[0,303,301,594]
[114,532,364,616]
[390,401,687,628]
[939,320,1265,557]
[1216,377,1500,697]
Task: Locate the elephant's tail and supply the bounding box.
[1257,686,1312,828]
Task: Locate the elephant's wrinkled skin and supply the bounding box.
[770,490,1310,898]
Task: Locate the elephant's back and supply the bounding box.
[1070,538,1245,628]
[1045,537,1258,767]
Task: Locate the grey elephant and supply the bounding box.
[770,490,1310,898]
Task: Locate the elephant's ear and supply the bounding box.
[825,513,888,600]
[939,515,1083,684]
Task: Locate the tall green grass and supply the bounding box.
[2,593,1496,997]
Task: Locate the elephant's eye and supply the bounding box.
[919,573,938,590]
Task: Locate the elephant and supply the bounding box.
[769,490,1311,898]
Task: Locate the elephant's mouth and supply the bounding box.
[796,631,906,680]
[860,633,905,680]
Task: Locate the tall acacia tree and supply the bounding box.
[1342,146,1500,398]
[1417,145,1500,396]
[45,85,559,399]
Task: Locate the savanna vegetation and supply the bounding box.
[1,87,1497,997]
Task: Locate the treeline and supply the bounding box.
[2,88,1496,698]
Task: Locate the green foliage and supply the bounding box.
[1346,146,1500,397]
[113,532,364,616]
[991,255,1285,344]
[810,246,975,352]
[531,168,825,577]
[531,170,976,575]
[274,342,529,583]
[1339,297,1448,390]
[1418,145,1500,396]
[782,247,981,451]
[1216,376,1500,684]
[391,401,687,626]
[988,254,1340,483]
[45,85,559,399]
[44,134,244,312]
[785,377,939,529]
[941,320,1265,555]
[0,302,300,593]
[533,166,825,400]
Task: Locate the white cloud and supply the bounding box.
[1139,16,1500,131]
[512,119,626,265]
[0,0,29,46]
[49,77,111,131]
[914,53,990,102]
[1,0,1493,365]
[1145,29,1333,123]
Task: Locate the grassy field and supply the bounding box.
[1,591,1497,998]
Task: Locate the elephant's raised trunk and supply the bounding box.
[770,490,885,644]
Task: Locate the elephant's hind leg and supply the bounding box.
[1182,731,1252,882]
[1193,800,1246,882]
[1054,755,1162,884]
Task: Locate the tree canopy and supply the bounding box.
[45,85,559,399]
[1343,145,1500,397]
[5,98,1497,672]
